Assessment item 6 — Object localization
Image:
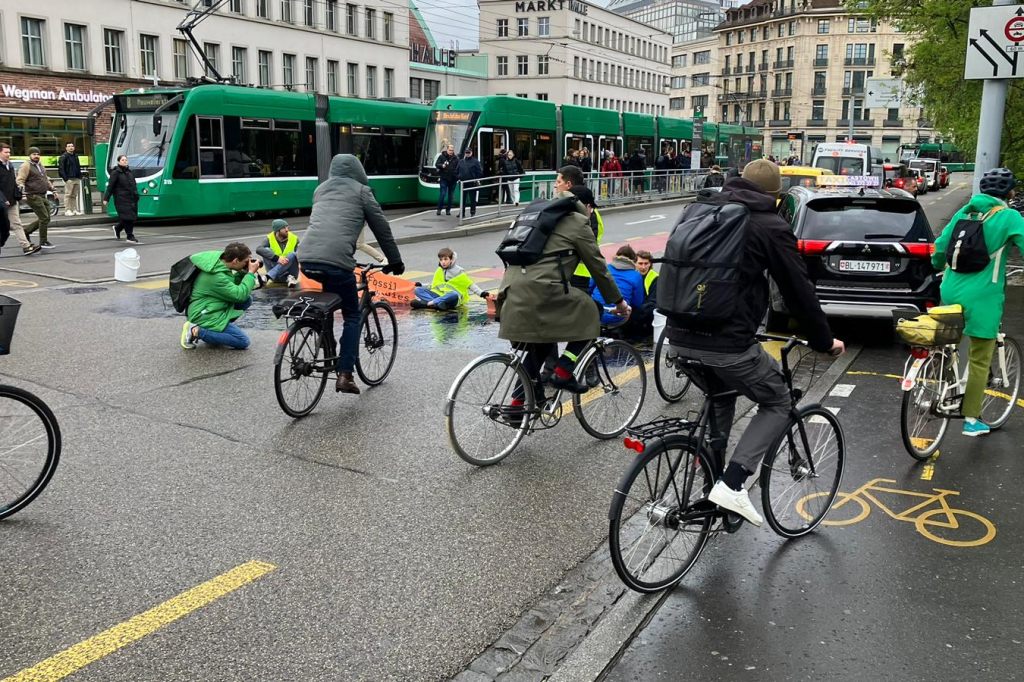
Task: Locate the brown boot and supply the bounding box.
[335,372,360,394]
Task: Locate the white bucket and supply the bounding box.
[114,248,141,282]
[652,310,666,347]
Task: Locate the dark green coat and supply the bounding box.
[497,193,623,343]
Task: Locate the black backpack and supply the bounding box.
[946,206,1003,273]
[495,196,578,266]
[657,202,750,324]
[168,255,200,313]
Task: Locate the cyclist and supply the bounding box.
[299,154,405,395]
[667,159,844,526]
[931,167,1024,437]
[495,166,628,396]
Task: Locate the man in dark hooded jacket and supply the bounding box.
[299,154,405,395]
[665,159,844,527]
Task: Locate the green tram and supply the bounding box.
[417,96,759,203]
[898,142,974,173]
[97,84,427,219]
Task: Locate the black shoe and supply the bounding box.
[549,373,590,394]
[446,210,451,216]
[470,210,476,216]
[40,241,55,249]
[23,244,42,255]
[335,372,360,394]
[125,236,140,244]
[436,210,441,215]
[410,299,428,309]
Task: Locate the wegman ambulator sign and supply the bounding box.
[2,83,114,104]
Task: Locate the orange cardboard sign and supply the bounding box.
[297,268,415,304]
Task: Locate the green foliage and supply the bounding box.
[851,0,1024,170]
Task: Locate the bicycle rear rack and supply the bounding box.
[625,415,700,444]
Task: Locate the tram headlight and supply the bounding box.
[148,180,157,188]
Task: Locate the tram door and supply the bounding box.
[477,128,509,177]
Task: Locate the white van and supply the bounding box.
[811,143,875,176]
[908,158,940,191]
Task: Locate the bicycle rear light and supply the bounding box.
[910,347,930,359]
[622,437,644,452]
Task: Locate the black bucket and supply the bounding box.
[0,295,22,355]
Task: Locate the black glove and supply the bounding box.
[481,291,491,299]
[414,282,423,288]
[382,261,405,276]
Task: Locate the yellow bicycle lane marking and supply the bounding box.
[847,369,1024,409]
[3,560,276,682]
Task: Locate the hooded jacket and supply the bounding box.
[187,250,257,332]
[299,154,401,272]
[592,256,645,326]
[932,192,1024,338]
[665,177,833,353]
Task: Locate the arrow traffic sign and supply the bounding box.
[864,78,904,108]
[966,4,1024,79]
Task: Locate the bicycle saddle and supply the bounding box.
[272,292,344,319]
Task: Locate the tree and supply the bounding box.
[852,0,1024,171]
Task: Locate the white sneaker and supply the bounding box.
[708,480,763,527]
[64,210,73,217]
[286,274,299,288]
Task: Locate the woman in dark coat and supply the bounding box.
[102,154,139,243]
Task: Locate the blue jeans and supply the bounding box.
[267,256,299,282]
[437,179,455,213]
[414,287,460,310]
[197,298,251,350]
[301,264,360,373]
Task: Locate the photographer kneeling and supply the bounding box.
[180,242,260,350]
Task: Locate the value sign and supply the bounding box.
[966,4,1024,79]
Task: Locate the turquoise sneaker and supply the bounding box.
[962,420,991,437]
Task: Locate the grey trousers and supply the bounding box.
[672,342,792,473]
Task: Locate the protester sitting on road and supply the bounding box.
[180,242,260,351]
[634,249,659,335]
[255,218,300,287]
[411,247,490,310]
[591,244,646,333]
[299,154,404,395]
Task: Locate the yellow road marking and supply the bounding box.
[561,362,653,415]
[3,560,276,682]
[128,279,169,290]
[399,270,432,280]
[848,370,1024,409]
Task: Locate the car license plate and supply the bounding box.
[838,260,891,273]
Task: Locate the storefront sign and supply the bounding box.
[515,0,588,15]
[410,44,457,68]
[2,83,114,104]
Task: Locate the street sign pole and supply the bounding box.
[972,0,1016,192]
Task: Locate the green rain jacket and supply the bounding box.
[932,193,1024,338]
[187,250,257,332]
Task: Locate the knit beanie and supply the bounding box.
[741,159,782,195]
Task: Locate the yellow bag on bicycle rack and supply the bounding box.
[894,304,964,347]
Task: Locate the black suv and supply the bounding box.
[767,185,940,327]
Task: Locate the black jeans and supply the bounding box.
[116,218,135,239]
[300,264,360,374]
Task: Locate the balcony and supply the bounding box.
[773,59,795,69]
[771,88,792,97]
[769,119,792,127]
[837,119,876,128]
[811,86,827,96]
[806,118,828,127]
[759,63,768,72]
[721,67,730,76]
[813,58,829,67]
[842,86,866,96]
[746,64,755,73]
[747,89,767,99]
[883,119,905,127]
[752,120,766,127]
[844,57,876,66]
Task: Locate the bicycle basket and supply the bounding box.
[894,305,964,347]
[0,295,21,355]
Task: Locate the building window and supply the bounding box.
[326,0,337,31]
[305,56,317,91]
[789,20,796,36]
[174,39,189,79]
[424,79,439,99]
[365,9,376,39]
[327,59,339,94]
[231,46,246,83]
[346,3,357,35]
[887,107,900,121]
[256,0,269,19]
[691,94,708,113]
[694,50,710,65]
[816,44,829,61]
[777,23,784,38]
[139,34,159,77]
[104,29,124,74]
[204,42,220,77]
[497,55,508,76]
[538,17,550,37]
[280,0,293,23]
[258,50,272,86]
[347,62,358,95]
[497,19,508,37]
[516,93,527,98]
[21,18,46,67]
[692,72,709,86]
[282,53,295,89]
[517,55,528,76]
[817,19,829,34]
[725,32,731,46]
[64,23,86,71]
[518,17,528,36]
[410,77,421,99]
[303,0,314,26]
[229,0,243,11]
[383,67,394,97]
[537,54,549,75]
[671,76,686,88]
[366,65,377,97]
[848,17,876,33]
[383,12,393,42]
[537,93,548,100]
[670,97,684,110]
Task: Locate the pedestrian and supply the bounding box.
[58,142,83,216]
[411,247,490,310]
[102,154,139,244]
[16,146,56,249]
[655,145,673,193]
[179,242,260,351]
[579,148,593,175]
[457,148,483,218]
[0,143,41,255]
[499,149,524,205]
[702,165,725,189]
[626,148,646,194]
[435,144,459,216]
[299,154,405,395]
[601,152,623,197]
[255,218,300,287]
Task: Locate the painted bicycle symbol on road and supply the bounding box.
[797,477,996,547]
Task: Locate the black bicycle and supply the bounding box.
[272,264,397,417]
[608,334,845,593]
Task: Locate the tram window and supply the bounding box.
[513,131,531,168]
[532,131,555,170]
[172,116,199,179]
[198,117,224,177]
[337,124,424,175]
[222,116,316,177]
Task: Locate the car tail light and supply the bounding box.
[798,239,832,255]
[925,300,936,310]
[894,178,905,189]
[902,243,935,257]
[910,347,930,359]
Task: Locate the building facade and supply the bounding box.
[408,3,488,100]
[609,0,725,44]
[0,0,410,163]
[668,34,718,121]
[477,0,671,114]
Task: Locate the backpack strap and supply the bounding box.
[983,206,1005,221]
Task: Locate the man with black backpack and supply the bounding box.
[932,167,1024,437]
[660,158,844,526]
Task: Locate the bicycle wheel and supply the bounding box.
[653,334,690,403]
[900,351,952,460]
[274,320,328,418]
[980,335,1021,430]
[609,435,714,593]
[760,405,845,538]
[573,339,647,439]
[0,385,61,521]
[446,354,534,466]
[355,302,398,386]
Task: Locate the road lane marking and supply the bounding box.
[829,383,856,398]
[848,370,1024,409]
[129,279,169,290]
[3,560,276,682]
[624,215,666,226]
